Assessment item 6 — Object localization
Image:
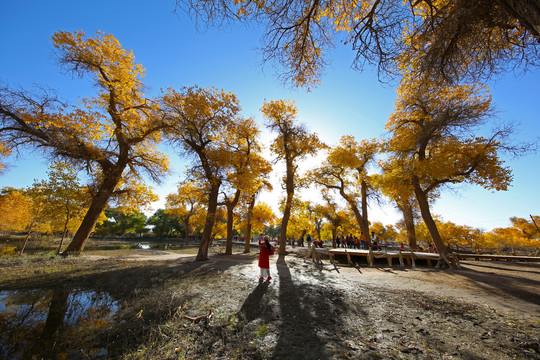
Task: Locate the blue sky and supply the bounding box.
[1,0,539,231]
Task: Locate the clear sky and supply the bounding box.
[1,0,539,231]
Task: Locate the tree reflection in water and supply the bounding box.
[0,288,118,359]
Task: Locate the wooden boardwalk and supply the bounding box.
[303,247,540,267]
[454,253,540,262]
[325,248,444,267]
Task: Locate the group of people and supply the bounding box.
[336,232,380,250]
[288,233,324,248]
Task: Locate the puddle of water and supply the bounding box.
[0,288,119,359]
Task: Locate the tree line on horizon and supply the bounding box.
[1,0,539,266]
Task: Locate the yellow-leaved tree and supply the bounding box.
[0,187,33,233]
[0,31,169,255]
[386,68,514,266]
[310,135,380,239]
[218,117,272,254]
[178,0,539,86]
[162,86,245,261]
[262,99,324,255]
[165,179,206,243]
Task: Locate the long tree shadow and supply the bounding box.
[270,255,354,360]
[454,265,540,306]
[462,260,540,275]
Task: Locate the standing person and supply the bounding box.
[371,231,379,250]
[306,233,312,248]
[360,232,366,249]
[258,235,273,281]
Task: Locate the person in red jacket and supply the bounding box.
[258,235,273,282]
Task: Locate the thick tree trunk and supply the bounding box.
[225,190,241,255]
[279,158,295,255]
[497,0,540,43]
[244,194,255,253]
[280,189,293,255]
[331,227,336,248]
[63,169,124,255]
[397,199,417,249]
[412,176,453,267]
[184,217,192,244]
[342,190,368,238]
[196,182,220,261]
[360,180,371,238]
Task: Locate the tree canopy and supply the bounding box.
[178,0,539,86]
[0,31,169,254]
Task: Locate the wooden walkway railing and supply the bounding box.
[325,248,446,267]
[454,253,540,262]
[304,247,540,267]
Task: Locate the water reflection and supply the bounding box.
[0,288,119,359]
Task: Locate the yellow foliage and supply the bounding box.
[0,190,33,232]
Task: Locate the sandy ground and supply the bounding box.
[51,246,540,359]
[90,246,539,323]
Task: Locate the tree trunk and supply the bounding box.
[279,158,295,255]
[62,169,124,255]
[342,191,367,238]
[360,179,371,238]
[331,227,336,248]
[196,182,220,261]
[19,220,35,256]
[412,176,453,267]
[225,190,241,255]
[184,216,192,245]
[397,199,417,249]
[280,189,293,255]
[57,216,70,255]
[496,0,540,43]
[244,194,255,253]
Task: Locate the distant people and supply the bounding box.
[306,233,312,248]
[258,235,273,282]
[299,235,304,247]
[428,244,434,253]
[399,242,404,250]
[292,235,296,247]
[353,235,359,249]
[336,236,341,248]
[360,232,367,249]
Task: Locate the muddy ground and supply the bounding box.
[1,246,539,359]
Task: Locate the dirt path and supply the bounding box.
[85,247,540,322]
[226,254,540,322]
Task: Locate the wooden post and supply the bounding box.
[398,249,405,267]
[411,252,416,268]
[368,249,374,267]
[345,249,353,266]
[328,253,335,264]
[386,254,392,266]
